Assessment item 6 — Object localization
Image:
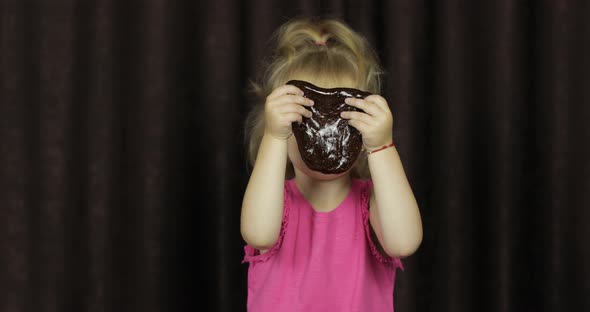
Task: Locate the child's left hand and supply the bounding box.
[340,95,393,151]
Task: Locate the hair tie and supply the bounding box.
[314,40,327,46]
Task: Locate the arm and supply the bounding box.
[240,85,314,250]
[341,95,423,258]
[240,135,288,250]
[368,146,422,258]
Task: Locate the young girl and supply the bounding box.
[241,17,423,312]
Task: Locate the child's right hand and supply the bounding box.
[264,85,314,140]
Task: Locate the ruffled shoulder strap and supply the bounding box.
[242,180,292,264]
[359,179,404,270]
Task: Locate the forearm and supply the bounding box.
[369,146,422,257]
[240,134,288,249]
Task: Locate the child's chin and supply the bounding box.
[303,167,351,180]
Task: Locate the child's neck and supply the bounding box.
[293,173,352,212]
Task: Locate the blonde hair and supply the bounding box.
[244,17,385,178]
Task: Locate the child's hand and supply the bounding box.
[340,95,393,151]
[264,85,314,140]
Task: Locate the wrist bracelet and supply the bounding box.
[366,142,395,154]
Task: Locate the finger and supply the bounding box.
[340,111,375,125]
[346,119,370,133]
[344,97,382,116]
[364,95,391,112]
[267,85,304,100]
[283,112,303,124]
[273,94,314,107]
[278,104,313,118]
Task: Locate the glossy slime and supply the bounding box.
[286,80,372,174]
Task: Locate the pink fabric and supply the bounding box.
[242,178,403,312]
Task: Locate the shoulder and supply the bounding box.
[353,178,373,187]
[284,178,295,199]
[352,178,373,196]
[242,179,296,265]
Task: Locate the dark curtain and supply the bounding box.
[1,0,589,311]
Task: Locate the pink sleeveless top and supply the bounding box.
[242,178,403,312]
